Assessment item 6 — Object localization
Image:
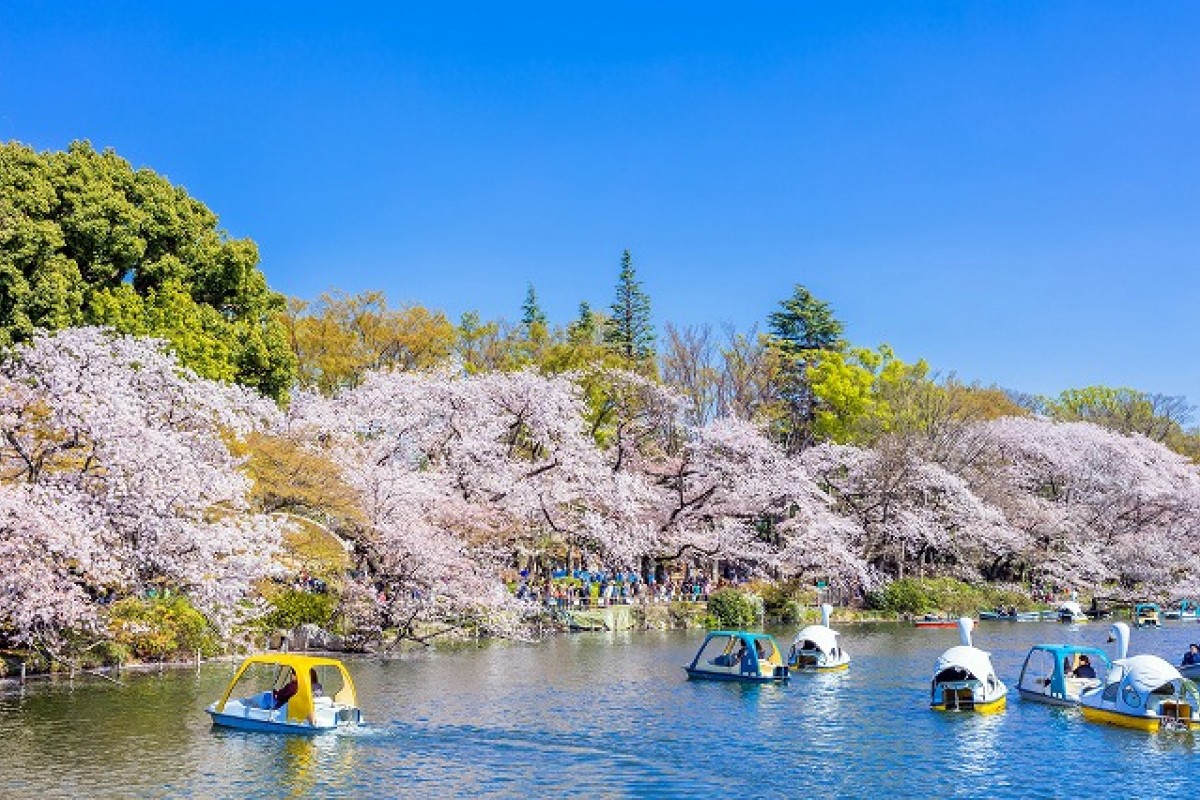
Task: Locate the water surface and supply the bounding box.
[3,620,1197,797]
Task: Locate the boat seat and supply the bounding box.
[1160,701,1192,722]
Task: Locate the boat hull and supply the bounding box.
[1178,664,1200,681]
[208,709,339,735]
[1018,688,1079,708]
[913,620,959,628]
[931,693,1006,713]
[1079,706,1190,733]
[684,666,787,683]
[791,662,850,673]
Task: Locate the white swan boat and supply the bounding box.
[1080,623,1200,732]
[930,618,1007,713]
[788,603,850,672]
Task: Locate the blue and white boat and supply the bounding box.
[684,631,789,683]
[1134,603,1163,628]
[1017,643,1111,706]
[1080,625,1200,733]
[1164,600,1199,620]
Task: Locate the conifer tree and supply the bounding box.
[767,284,844,451]
[521,283,547,327]
[603,250,655,368]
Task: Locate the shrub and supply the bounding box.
[706,588,759,629]
[260,589,338,631]
[757,580,817,623]
[107,595,221,660]
[867,577,1035,616]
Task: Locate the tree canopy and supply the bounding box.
[0,140,295,400]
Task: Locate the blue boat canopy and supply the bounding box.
[684,631,788,683]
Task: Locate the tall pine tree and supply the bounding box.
[521,283,547,327]
[767,284,844,452]
[603,250,655,369]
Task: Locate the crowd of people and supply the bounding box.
[514,571,716,609]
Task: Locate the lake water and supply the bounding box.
[3,620,1198,798]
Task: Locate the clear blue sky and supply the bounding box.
[2,2,1198,407]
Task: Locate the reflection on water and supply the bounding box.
[3,622,1200,797]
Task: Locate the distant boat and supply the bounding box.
[1057,601,1088,624]
[1134,603,1163,628]
[1163,600,1198,621]
[913,615,961,628]
[980,610,1043,622]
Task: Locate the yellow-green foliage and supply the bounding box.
[755,580,819,624]
[107,595,221,660]
[260,589,338,631]
[868,577,1031,615]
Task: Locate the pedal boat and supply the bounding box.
[684,631,789,683]
[1017,644,1111,706]
[1057,601,1088,624]
[1164,600,1199,621]
[930,618,1007,713]
[1079,654,1200,732]
[788,604,849,672]
[1134,603,1163,628]
[207,654,363,734]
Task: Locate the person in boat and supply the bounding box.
[310,668,324,698]
[1182,644,1200,666]
[1072,655,1096,679]
[273,668,299,710]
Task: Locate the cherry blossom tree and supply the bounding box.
[801,438,1024,584]
[956,417,1200,594]
[0,327,283,649]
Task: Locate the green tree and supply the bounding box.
[283,290,456,392]
[1041,386,1190,443]
[603,250,655,371]
[766,285,844,451]
[520,283,547,327]
[0,140,295,399]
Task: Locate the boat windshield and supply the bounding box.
[1019,648,1057,691]
[934,665,979,684]
[694,635,747,668]
[227,662,346,705]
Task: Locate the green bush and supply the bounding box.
[107,595,221,660]
[758,580,817,623]
[261,589,338,630]
[706,588,759,629]
[867,577,1034,616]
